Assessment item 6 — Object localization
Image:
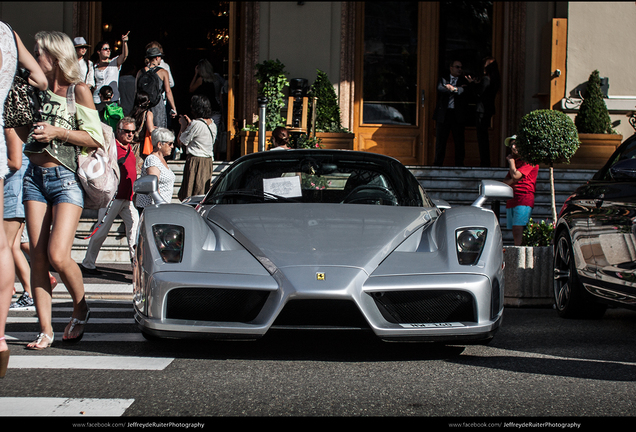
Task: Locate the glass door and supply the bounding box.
[354,2,436,165]
[354,2,499,166]
[362,2,419,127]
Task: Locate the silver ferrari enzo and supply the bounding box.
[133,150,512,344]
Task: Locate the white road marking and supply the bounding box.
[6,317,134,324]
[49,307,133,313]
[7,355,173,370]
[5,332,145,342]
[0,397,135,416]
[15,283,133,294]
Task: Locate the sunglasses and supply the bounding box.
[118,129,135,134]
[101,47,111,51]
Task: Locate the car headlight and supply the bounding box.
[152,224,184,263]
[456,228,487,265]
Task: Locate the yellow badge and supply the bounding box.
[316,272,325,281]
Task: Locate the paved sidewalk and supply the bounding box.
[14,263,134,300]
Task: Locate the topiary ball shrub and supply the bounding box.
[575,70,613,134]
[515,109,580,166]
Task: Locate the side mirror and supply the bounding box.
[433,198,451,210]
[134,175,167,205]
[609,158,636,180]
[472,180,513,208]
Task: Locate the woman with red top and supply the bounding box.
[502,135,539,246]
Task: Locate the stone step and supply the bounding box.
[74,160,597,263]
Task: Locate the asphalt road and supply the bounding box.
[2,298,635,425]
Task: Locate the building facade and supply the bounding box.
[1,1,634,167]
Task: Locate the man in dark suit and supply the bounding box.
[433,60,472,166]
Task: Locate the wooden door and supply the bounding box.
[353,2,438,165]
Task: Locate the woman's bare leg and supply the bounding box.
[25,200,54,348]
[49,202,88,340]
[0,179,16,353]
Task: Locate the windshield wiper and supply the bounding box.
[207,189,300,203]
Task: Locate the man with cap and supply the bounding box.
[502,135,539,246]
[135,46,177,128]
[74,37,95,91]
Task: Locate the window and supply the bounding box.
[362,2,419,125]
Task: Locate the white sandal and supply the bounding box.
[63,309,90,342]
[27,333,54,350]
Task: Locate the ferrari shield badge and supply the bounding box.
[316,272,325,281]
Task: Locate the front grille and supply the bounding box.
[166,288,269,323]
[273,299,370,328]
[370,290,476,324]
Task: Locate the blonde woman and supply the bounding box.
[23,31,104,349]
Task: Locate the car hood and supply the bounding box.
[205,203,433,274]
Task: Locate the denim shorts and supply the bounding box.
[506,205,533,229]
[23,162,84,208]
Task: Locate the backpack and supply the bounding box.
[136,66,162,108]
[66,85,121,209]
[102,102,124,130]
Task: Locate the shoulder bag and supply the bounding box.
[67,84,121,209]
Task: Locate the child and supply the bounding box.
[98,85,124,130]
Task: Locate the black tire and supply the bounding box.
[553,231,606,319]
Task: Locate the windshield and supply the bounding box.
[203,151,431,207]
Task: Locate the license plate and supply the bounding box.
[400,322,465,328]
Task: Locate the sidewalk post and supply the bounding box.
[258,97,268,152]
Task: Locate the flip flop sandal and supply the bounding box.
[27,333,54,350]
[63,309,90,343]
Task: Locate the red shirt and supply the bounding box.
[505,158,539,208]
[115,140,136,201]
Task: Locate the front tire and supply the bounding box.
[553,231,606,319]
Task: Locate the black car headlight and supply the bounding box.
[152,224,184,263]
[456,228,487,265]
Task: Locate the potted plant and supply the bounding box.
[515,109,580,223]
[567,70,622,168]
[240,59,289,155]
[307,69,354,150]
[256,59,288,131]
[504,111,579,307]
[521,218,554,247]
[504,219,555,307]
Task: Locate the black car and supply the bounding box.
[554,134,636,318]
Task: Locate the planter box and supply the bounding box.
[238,130,272,156]
[316,132,355,150]
[551,133,622,170]
[504,246,554,307]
